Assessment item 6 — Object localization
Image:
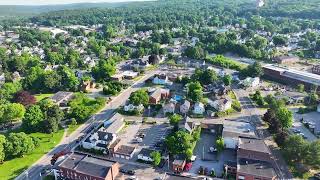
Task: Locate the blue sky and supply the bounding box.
[0,0,151,5]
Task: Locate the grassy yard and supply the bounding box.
[34,93,53,102]
[0,130,65,180]
[66,124,81,136]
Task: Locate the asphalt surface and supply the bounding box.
[15,70,158,180]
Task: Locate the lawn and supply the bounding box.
[0,129,65,180]
[34,93,53,102]
[66,124,81,136]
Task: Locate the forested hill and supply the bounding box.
[0,0,320,29]
[0,1,145,17]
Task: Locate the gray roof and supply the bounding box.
[105,113,125,134]
[115,145,135,155]
[59,153,117,178]
[238,158,277,178]
[50,91,73,103]
[139,148,154,157]
[238,137,270,154]
[264,64,320,86]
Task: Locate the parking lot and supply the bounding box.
[138,123,172,149]
[190,132,236,177]
[291,108,319,141]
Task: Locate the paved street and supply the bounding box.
[15,70,159,180]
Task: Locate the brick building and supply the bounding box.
[58,153,120,180]
[236,137,277,180]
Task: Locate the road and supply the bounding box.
[15,70,159,180]
[233,87,293,179]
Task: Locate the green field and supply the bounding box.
[0,130,65,180]
[34,94,53,102]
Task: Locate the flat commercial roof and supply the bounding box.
[59,153,117,178]
[238,158,277,178]
[238,137,270,154]
[264,64,320,86]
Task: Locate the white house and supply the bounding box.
[193,102,205,114]
[242,77,260,88]
[82,130,116,153]
[210,98,232,112]
[124,104,144,112]
[180,100,191,114]
[137,148,154,162]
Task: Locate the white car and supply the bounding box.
[209,147,217,153]
[190,155,197,162]
[133,137,143,143]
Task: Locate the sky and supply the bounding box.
[0,0,151,5]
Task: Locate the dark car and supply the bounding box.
[137,133,146,138]
[127,170,135,175]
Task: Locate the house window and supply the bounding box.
[238,176,245,180]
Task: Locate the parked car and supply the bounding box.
[137,133,146,138]
[190,155,197,162]
[208,147,217,153]
[120,168,135,175]
[292,128,301,133]
[314,173,320,180]
[133,137,143,143]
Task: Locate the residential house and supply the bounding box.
[236,137,277,180]
[57,152,120,180]
[108,139,136,160]
[163,102,175,114]
[122,71,139,79]
[209,98,232,112]
[82,129,117,153]
[178,117,198,134]
[180,100,191,114]
[193,102,205,114]
[149,88,170,104]
[137,148,155,162]
[50,91,74,107]
[124,104,144,112]
[242,77,260,88]
[80,80,96,92]
[274,55,299,64]
[131,57,150,70]
[153,74,170,85]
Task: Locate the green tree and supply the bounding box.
[165,130,193,159]
[306,140,320,169]
[0,135,6,163]
[216,137,224,153]
[242,61,263,77]
[276,107,293,130]
[283,135,308,164]
[129,90,149,106]
[223,75,232,86]
[150,151,161,166]
[297,84,305,93]
[0,103,25,124]
[92,59,116,82]
[169,114,183,129]
[22,105,44,132]
[5,132,37,157]
[187,82,203,102]
[0,82,22,102]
